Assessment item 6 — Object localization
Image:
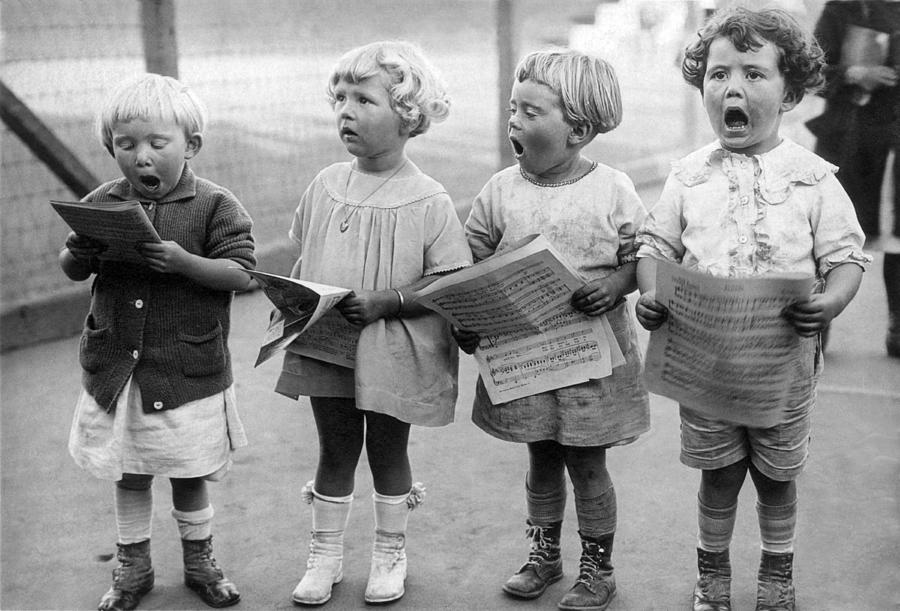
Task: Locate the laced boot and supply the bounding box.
[292,482,352,605]
[502,521,563,599]
[181,536,240,608]
[557,532,615,611]
[756,551,795,611]
[364,483,425,604]
[97,539,154,611]
[692,548,731,611]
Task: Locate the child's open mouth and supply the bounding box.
[139,175,161,191]
[340,127,359,140]
[724,108,749,132]
[510,137,524,158]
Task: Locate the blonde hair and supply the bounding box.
[96,74,208,154]
[326,40,450,138]
[515,49,622,135]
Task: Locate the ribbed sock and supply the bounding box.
[757,499,797,554]
[698,496,737,553]
[115,484,153,544]
[574,484,616,538]
[373,490,410,534]
[526,476,567,526]
[171,504,214,541]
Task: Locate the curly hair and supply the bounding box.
[682,6,825,103]
[326,40,450,138]
[515,48,622,135]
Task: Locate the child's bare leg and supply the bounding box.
[502,441,566,600]
[364,410,411,495]
[311,397,365,496]
[363,411,414,604]
[559,446,616,610]
[170,477,240,607]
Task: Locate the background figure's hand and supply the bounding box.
[65,232,107,262]
[336,289,397,327]
[137,240,192,274]
[635,291,668,330]
[451,326,480,354]
[783,294,842,338]
[847,65,898,91]
[571,278,620,316]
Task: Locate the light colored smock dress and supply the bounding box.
[275,161,472,427]
[465,162,651,447]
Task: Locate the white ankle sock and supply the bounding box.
[373,491,410,534]
[171,504,214,541]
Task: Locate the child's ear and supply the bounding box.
[780,89,800,113]
[568,123,592,146]
[184,133,203,159]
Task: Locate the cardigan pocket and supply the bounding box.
[177,323,226,377]
[79,313,114,373]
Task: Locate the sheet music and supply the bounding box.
[416,234,623,403]
[644,261,814,427]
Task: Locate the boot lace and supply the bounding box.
[523,525,558,568]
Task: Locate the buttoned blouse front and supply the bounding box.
[636,138,870,279]
[285,161,472,426]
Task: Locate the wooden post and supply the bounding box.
[140,0,179,78]
[496,0,518,170]
[0,80,100,197]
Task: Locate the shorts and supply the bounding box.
[679,336,821,481]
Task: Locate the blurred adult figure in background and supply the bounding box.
[809,0,900,356]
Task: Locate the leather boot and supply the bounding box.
[181,536,240,608]
[97,539,154,611]
[557,532,615,611]
[502,521,563,599]
[756,551,795,611]
[292,482,353,605]
[692,548,731,611]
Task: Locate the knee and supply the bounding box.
[703,459,749,492]
[117,474,153,491]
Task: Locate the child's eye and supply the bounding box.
[151,139,167,149]
[709,70,727,81]
[359,96,370,105]
[334,93,346,103]
[746,71,764,81]
[115,140,133,150]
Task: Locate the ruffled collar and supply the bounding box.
[672,138,836,200]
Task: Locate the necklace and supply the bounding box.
[519,160,598,187]
[339,160,408,232]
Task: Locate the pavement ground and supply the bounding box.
[2,247,898,611]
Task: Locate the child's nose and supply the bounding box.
[134,144,153,165]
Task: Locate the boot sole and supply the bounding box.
[502,571,564,600]
[291,574,343,606]
[557,587,616,611]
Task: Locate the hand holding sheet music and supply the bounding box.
[50,199,161,265]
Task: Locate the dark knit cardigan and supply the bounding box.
[78,167,256,413]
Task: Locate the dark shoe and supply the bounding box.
[502,521,563,599]
[692,548,731,611]
[557,533,616,611]
[756,551,794,611]
[97,540,154,611]
[182,536,241,608]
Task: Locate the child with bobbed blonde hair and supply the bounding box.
[454,48,650,611]
[636,7,869,610]
[277,40,471,606]
[62,73,255,611]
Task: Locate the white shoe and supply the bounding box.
[364,531,407,603]
[291,531,343,605]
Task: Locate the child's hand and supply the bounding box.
[137,240,192,274]
[337,290,398,326]
[635,292,668,330]
[572,279,620,316]
[451,326,480,354]
[783,294,842,338]
[65,232,107,262]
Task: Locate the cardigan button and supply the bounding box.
[153,401,164,410]
[739,235,748,244]
[135,299,144,309]
[132,350,139,359]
